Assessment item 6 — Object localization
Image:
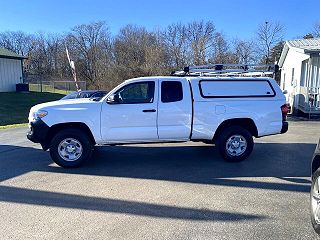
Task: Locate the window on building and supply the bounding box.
[300,61,307,87]
[291,68,295,86]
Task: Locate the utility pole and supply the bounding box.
[65,46,81,91]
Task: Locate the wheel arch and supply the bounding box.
[212,118,258,142]
[43,122,96,150]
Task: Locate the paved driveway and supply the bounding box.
[0,121,320,239]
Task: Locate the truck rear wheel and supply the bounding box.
[217,126,253,162]
[50,128,93,168]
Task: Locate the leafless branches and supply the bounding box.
[0,20,290,90]
[161,23,190,68]
[233,39,256,64]
[313,21,320,37]
[256,21,284,63]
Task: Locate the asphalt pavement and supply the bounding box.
[0,121,320,240]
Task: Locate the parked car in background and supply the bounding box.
[311,138,320,234]
[61,90,107,100]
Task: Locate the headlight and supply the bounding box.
[32,110,48,120]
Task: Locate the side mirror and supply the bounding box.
[106,93,120,104]
[283,90,288,94]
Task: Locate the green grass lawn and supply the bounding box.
[0,92,65,126]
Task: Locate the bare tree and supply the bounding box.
[187,20,215,65]
[0,31,34,56]
[233,39,256,64]
[256,21,284,64]
[27,33,50,77]
[66,21,113,89]
[25,33,68,82]
[313,21,320,37]
[210,32,237,64]
[0,19,288,90]
[145,29,171,75]
[113,25,168,84]
[162,23,190,69]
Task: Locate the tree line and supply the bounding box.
[0,20,319,90]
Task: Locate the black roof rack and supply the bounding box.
[171,64,279,77]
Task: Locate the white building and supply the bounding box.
[278,38,320,115]
[0,48,26,92]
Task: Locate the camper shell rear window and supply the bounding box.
[199,79,276,98]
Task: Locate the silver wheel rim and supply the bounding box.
[226,135,247,156]
[58,138,83,162]
[312,176,320,224]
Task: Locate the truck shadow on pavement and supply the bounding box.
[0,142,315,221]
[0,142,315,191]
[79,142,314,193]
[0,184,264,221]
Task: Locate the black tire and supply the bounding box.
[216,126,253,162]
[50,128,93,168]
[311,167,320,234]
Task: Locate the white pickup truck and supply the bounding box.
[27,65,288,168]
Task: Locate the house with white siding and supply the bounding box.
[278,38,320,116]
[0,48,27,92]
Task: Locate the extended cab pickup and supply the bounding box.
[27,74,288,167]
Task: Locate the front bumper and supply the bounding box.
[281,121,288,134]
[27,119,50,149]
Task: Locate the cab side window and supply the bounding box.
[116,81,155,104]
[161,81,183,103]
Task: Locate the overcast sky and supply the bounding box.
[1,0,319,40]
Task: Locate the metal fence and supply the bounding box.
[29,81,86,94]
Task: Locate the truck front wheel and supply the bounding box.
[217,126,254,162]
[50,128,93,168]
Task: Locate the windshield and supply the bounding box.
[61,92,78,100]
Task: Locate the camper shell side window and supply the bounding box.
[199,79,276,98]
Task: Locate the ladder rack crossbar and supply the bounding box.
[190,69,274,73]
[171,63,279,77]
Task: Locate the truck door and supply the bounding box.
[100,80,158,142]
[157,79,192,140]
